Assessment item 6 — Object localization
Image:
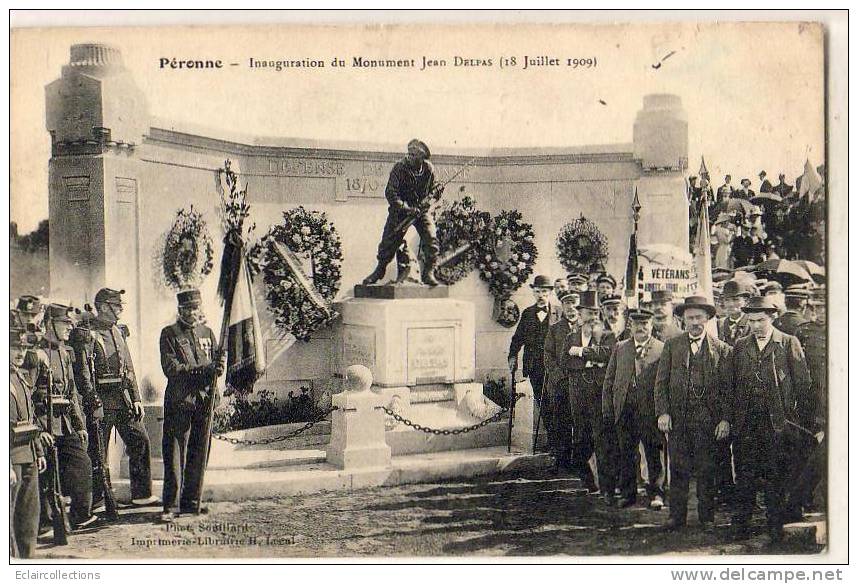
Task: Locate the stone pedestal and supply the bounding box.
[511,377,536,454]
[327,368,391,470]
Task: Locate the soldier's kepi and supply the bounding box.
[158,288,224,523]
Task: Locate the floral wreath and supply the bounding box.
[432,195,492,285]
[477,209,538,303]
[556,215,609,274]
[157,206,215,291]
[249,207,343,342]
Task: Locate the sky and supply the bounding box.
[11,21,825,233]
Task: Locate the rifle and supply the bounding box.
[44,357,70,545]
[507,363,517,453]
[86,342,119,521]
[392,157,478,235]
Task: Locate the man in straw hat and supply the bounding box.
[602,308,665,509]
[655,295,732,532]
[508,275,561,421]
[722,297,813,543]
[362,139,442,287]
[158,289,224,523]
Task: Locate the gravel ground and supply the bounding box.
[32,468,822,559]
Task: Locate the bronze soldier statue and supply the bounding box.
[362,139,442,287]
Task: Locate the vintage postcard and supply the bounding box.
[8,12,846,568]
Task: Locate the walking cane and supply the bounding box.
[664,433,671,491]
[507,364,517,453]
[533,383,546,455]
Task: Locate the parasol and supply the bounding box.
[753,259,814,287]
[793,260,825,284]
[725,197,754,216]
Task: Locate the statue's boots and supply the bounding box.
[362,263,387,285]
[421,263,440,287]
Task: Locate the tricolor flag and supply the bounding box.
[217,230,266,396]
[624,229,640,310]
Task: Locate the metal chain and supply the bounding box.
[212,406,339,446]
[382,392,524,436]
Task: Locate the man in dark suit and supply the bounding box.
[655,296,732,532]
[543,290,579,468]
[649,290,683,341]
[509,275,561,416]
[159,289,224,523]
[10,322,46,558]
[602,308,665,509]
[772,173,794,198]
[717,280,752,346]
[563,290,615,495]
[722,297,813,543]
[736,178,755,200]
[773,286,810,336]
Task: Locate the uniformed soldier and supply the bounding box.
[602,308,665,509]
[15,296,45,386]
[773,285,810,336]
[722,297,813,543]
[717,280,752,347]
[543,290,579,470]
[655,296,732,532]
[73,288,158,509]
[600,294,626,338]
[563,290,616,496]
[34,304,98,529]
[649,290,683,341]
[10,321,47,558]
[159,289,223,523]
[567,273,590,293]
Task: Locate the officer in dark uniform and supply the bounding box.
[74,288,158,508]
[773,286,810,336]
[543,290,579,468]
[34,304,98,529]
[723,297,813,543]
[15,296,46,386]
[159,289,223,523]
[595,273,617,304]
[362,139,442,286]
[10,321,46,558]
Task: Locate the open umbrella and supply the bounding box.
[751,192,784,206]
[753,259,813,287]
[793,260,825,284]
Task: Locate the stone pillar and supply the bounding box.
[45,44,153,396]
[511,377,535,454]
[327,365,392,469]
[633,94,690,252]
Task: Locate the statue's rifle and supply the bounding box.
[392,157,478,234]
[44,352,70,545]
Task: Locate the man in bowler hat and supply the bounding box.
[722,297,813,543]
[159,289,224,522]
[717,280,752,347]
[655,296,732,532]
[509,275,561,414]
[649,290,683,341]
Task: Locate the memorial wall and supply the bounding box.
[46,44,689,400]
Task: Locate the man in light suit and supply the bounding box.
[602,308,665,509]
[655,296,733,532]
[509,275,561,416]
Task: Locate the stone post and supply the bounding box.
[511,376,536,454]
[327,365,392,469]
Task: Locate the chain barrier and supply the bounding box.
[382,392,524,436]
[212,406,340,446]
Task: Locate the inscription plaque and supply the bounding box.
[407,327,455,384]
